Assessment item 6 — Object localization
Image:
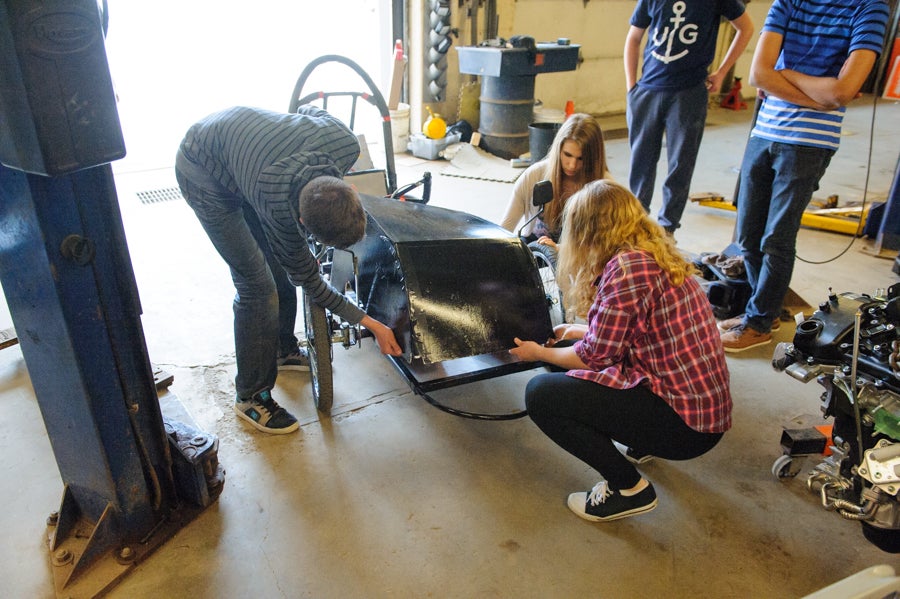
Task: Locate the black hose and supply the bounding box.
[418,390,528,420]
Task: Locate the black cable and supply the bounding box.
[418,390,528,420]
[795,92,880,265]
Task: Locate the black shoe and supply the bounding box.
[277,347,311,372]
[234,389,299,434]
[567,481,658,522]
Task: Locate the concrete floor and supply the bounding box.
[2,99,900,599]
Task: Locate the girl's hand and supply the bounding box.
[509,337,543,362]
[537,236,557,250]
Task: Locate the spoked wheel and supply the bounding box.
[530,243,564,328]
[302,292,334,414]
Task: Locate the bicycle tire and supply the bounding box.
[303,292,334,414]
[530,244,565,328]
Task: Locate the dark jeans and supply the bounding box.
[241,204,300,358]
[626,81,708,231]
[736,137,834,333]
[526,373,723,490]
[175,148,299,399]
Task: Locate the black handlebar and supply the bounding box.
[390,171,431,204]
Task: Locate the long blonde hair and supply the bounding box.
[556,180,697,318]
[539,113,608,233]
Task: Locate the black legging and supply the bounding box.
[525,373,723,490]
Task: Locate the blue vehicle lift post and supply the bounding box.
[0,2,223,596]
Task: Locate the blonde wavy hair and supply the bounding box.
[539,113,608,234]
[556,180,697,318]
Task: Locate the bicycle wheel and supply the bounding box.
[302,292,334,414]
[531,244,565,328]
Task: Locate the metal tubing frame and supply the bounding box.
[388,355,539,420]
[288,54,398,194]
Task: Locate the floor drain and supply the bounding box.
[136,187,183,205]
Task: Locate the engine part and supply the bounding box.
[773,284,900,552]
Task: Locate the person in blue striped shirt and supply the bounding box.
[176,106,402,434]
[720,0,890,353]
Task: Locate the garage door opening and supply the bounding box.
[104,0,392,174]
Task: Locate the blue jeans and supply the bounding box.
[526,373,722,490]
[175,149,299,399]
[736,136,833,332]
[627,81,708,231]
[242,203,300,358]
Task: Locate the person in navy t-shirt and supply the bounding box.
[624,0,754,234]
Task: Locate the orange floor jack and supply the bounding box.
[721,77,748,110]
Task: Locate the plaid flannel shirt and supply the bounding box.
[570,251,732,433]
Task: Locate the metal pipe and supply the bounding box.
[807,471,833,492]
[835,498,878,521]
[852,309,866,468]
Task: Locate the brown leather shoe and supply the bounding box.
[720,325,772,353]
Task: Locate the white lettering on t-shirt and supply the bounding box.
[649,1,699,64]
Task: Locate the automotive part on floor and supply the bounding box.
[772,284,900,552]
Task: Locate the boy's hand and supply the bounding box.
[361,315,403,356]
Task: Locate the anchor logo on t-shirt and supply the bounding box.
[650,1,699,64]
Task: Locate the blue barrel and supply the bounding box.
[478,75,535,159]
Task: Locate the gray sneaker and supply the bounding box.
[717,314,780,333]
[277,347,310,372]
[234,390,299,434]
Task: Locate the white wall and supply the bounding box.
[417,0,773,124]
[510,1,638,116]
[509,0,772,116]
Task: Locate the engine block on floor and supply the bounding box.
[773,284,900,552]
